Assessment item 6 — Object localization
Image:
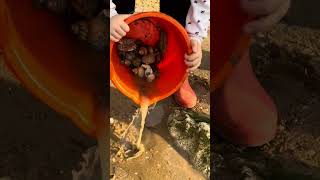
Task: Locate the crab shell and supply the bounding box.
[117,38,137,52]
[142,54,156,65]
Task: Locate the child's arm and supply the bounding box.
[185,0,210,43]
[184,0,210,72]
[110,1,131,42]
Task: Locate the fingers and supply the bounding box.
[111,31,122,41]
[115,27,126,37]
[187,60,201,72]
[110,23,129,42]
[110,35,119,42]
[240,0,285,16]
[185,54,202,72]
[120,23,130,32]
[185,51,201,62]
[243,0,290,34]
[110,14,131,42]
[185,39,202,72]
[185,39,202,71]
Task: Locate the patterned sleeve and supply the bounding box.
[110,0,118,17]
[185,0,210,42]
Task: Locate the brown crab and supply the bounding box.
[117,38,138,52]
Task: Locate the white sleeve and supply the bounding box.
[110,0,118,17]
[185,0,210,42]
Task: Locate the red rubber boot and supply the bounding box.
[174,77,197,108]
[214,49,278,146]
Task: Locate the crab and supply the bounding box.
[117,38,138,52]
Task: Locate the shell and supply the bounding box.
[117,38,137,52]
[132,68,138,75]
[147,74,155,82]
[142,54,156,65]
[148,46,154,54]
[125,51,136,60]
[132,58,142,67]
[142,64,153,76]
[137,67,145,78]
[138,47,148,56]
[124,60,131,66]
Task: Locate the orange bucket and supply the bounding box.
[0,0,106,137]
[212,0,252,91]
[110,12,192,106]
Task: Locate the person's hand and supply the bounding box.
[185,38,202,72]
[241,0,291,34]
[110,14,131,42]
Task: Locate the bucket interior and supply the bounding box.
[110,14,189,105]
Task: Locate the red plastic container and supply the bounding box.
[0,0,106,137]
[110,12,192,106]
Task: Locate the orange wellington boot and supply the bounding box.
[214,49,278,146]
[174,77,197,108]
